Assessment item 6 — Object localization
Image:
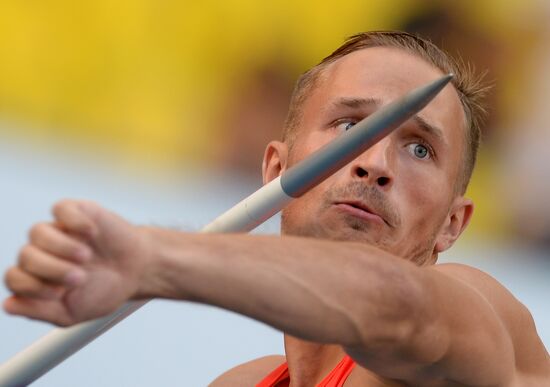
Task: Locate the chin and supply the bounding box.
[286,218,390,246]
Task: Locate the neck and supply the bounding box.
[283,334,345,387]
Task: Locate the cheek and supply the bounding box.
[395,161,451,227]
[289,131,335,165]
[283,131,345,232]
[281,191,317,235]
[281,175,338,234]
[288,178,331,213]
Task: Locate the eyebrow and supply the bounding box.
[411,115,445,143]
[331,97,380,110]
[331,96,445,143]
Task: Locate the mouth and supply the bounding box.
[333,200,388,226]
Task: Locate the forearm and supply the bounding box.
[136,228,429,347]
[135,230,521,384]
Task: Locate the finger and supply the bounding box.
[4,267,66,300]
[52,200,98,238]
[29,222,93,263]
[3,296,74,326]
[19,245,88,286]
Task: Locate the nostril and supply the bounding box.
[377,176,390,186]
[356,167,368,178]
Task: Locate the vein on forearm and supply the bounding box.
[144,231,426,349]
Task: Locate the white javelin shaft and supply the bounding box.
[0,177,292,387]
[0,74,452,387]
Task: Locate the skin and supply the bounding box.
[3,47,550,386]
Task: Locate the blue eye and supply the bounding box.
[336,121,356,131]
[407,143,430,159]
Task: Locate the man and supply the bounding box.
[3,31,549,386]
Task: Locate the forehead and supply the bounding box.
[300,46,465,148]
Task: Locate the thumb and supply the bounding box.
[52,200,100,239]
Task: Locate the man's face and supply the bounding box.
[264,47,471,264]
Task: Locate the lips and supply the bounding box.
[333,200,388,226]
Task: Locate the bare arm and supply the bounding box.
[3,201,548,385]
[137,230,532,385]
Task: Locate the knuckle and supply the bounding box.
[52,199,94,233]
[18,245,36,271]
[4,267,16,289]
[18,243,32,258]
[80,199,97,208]
[56,317,73,327]
[52,199,73,217]
[28,223,48,243]
[4,267,29,294]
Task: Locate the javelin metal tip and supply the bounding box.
[410,73,454,107]
[433,73,454,87]
[436,73,454,87]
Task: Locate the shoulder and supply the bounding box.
[208,355,286,387]
[430,263,515,301]
[429,263,550,377]
[429,262,529,322]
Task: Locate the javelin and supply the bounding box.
[0,74,453,387]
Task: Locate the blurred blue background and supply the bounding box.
[1,1,549,385]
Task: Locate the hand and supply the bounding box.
[3,200,150,326]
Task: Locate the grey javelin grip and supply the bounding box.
[0,74,452,387]
[281,73,454,197]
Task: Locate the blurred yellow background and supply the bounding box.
[1,0,549,243]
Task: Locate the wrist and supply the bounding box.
[132,226,197,301]
[132,226,160,299]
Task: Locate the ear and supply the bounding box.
[434,197,474,253]
[262,140,289,185]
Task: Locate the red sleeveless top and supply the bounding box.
[256,355,356,387]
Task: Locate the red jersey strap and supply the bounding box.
[319,355,356,387]
[256,355,356,387]
[256,361,289,387]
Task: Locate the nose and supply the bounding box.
[350,138,394,189]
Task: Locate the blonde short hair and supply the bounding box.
[283,31,489,194]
